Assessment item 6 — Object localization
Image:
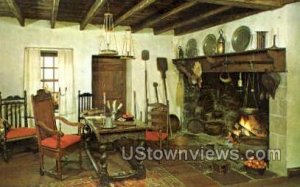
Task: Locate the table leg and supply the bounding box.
[99,144,110,186]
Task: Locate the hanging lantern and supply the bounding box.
[121,28,135,59]
[100,12,118,55]
[104,13,114,32]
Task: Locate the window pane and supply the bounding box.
[44,69,54,79]
[44,57,54,67]
[54,57,58,67]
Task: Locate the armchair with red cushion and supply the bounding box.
[0,91,36,162]
[31,89,82,180]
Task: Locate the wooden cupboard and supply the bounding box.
[92,56,126,114]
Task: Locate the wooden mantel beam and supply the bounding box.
[195,0,282,10]
[132,1,199,33]
[50,0,60,29]
[5,0,24,26]
[115,0,157,26]
[80,0,107,30]
[154,6,232,35]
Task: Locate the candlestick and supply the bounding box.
[103,92,106,116]
[103,92,106,104]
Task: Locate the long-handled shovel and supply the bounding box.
[156,57,172,137]
[142,50,150,123]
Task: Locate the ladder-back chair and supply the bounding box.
[0,91,36,162]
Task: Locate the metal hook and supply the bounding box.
[249,60,254,70]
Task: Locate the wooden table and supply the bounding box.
[83,118,148,186]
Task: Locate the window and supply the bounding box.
[40,51,59,109]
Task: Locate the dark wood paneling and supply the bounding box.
[92,56,126,114]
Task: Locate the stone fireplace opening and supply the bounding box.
[172,48,287,176]
[180,71,275,172]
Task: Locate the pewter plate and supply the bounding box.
[203,34,216,56]
[185,38,198,58]
[232,26,251,52]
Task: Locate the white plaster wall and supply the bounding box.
[173,3,300,175]
[285,3,300,169]
[0,17,179,131]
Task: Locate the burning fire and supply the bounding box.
[239,115,267,137]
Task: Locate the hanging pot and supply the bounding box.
[219,72,232,83]
[240,72,258,115]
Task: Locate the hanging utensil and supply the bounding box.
[219,57,232,84]
[258,74,264,101]
[237,72,243,93]
[241,62,258,115]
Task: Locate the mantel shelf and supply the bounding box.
[172,48,286,73]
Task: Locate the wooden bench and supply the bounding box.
[0,91,36,162]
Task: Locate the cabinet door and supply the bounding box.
[92,57,126,113]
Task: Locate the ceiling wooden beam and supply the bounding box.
[50,0,60,29]
[174,10,259,36]
[80,0,107,30]
[280,0,300,5]
[115,0,157,26]
[132,1,199,33]
[154,6,232,35]
[195,0,282,10]
[5,0,24,26]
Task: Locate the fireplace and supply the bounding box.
[180,71,277,171]
[173,48,287,175]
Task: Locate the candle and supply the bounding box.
[103,92,106,105]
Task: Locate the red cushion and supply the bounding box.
[145,131,168,141]
[7,128,36,140]
[41,134,81,149]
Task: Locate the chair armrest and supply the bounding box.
[0,119,10,139]
[55,116,82,127]
[55,116,83,135]
[36,121,64,137]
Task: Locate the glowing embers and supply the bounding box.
[239,115,267,138]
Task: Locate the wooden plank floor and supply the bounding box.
[0,149,300,187]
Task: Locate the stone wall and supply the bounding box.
[269,73,287,176]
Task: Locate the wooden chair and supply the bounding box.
[31,89,82,180]
[145,102,170,162]
[78,91,93,122]
[0,91,36,162]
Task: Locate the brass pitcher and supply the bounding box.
[217,29,225,54]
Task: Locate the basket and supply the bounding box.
[244,165,266,175]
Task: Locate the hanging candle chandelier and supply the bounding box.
[100,2,118,55]
[121,28,135,59]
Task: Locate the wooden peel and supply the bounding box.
[156,57,172,137]
[157,57,168,101]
